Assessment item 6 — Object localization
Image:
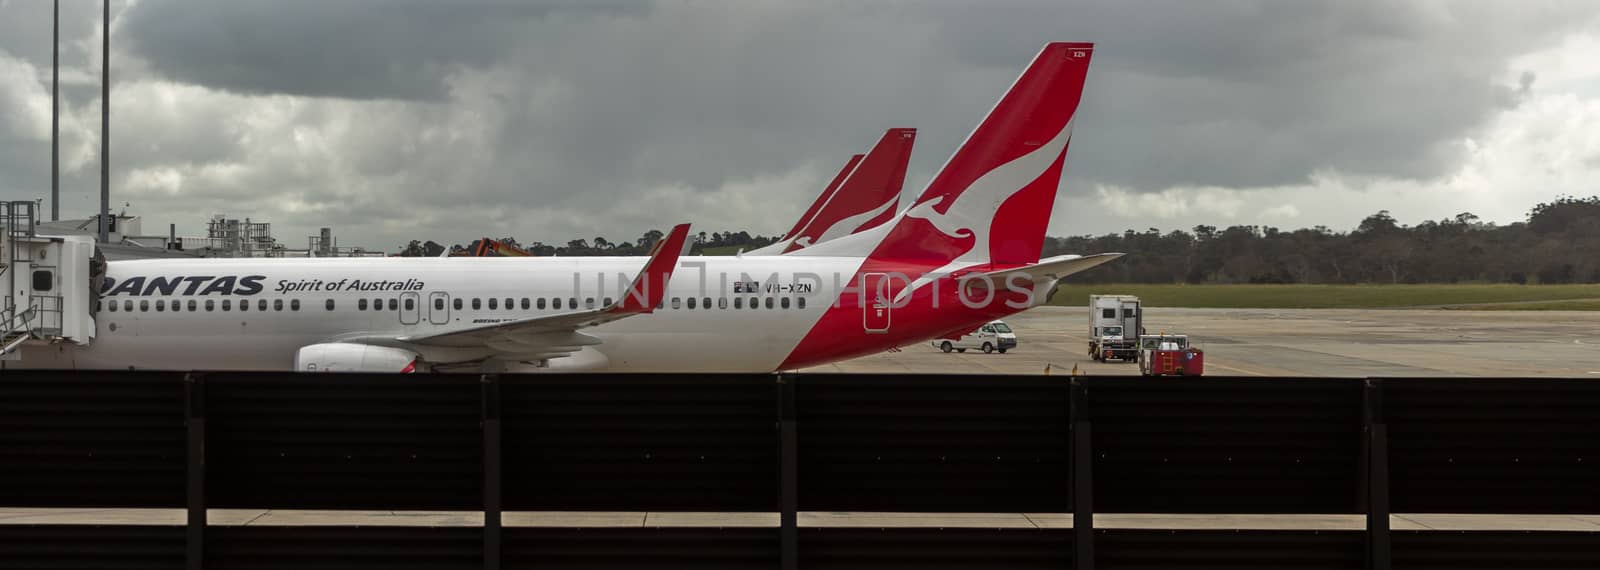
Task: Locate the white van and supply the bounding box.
[932,320,1018,354]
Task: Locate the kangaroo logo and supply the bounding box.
[892,119,1075,301]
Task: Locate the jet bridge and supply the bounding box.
[0,202,99,360]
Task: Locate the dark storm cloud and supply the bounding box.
[119,0,644,100]
[1,0,1596,249]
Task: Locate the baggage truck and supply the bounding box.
[1138,334,1205,376]
[1088,295,1142,361]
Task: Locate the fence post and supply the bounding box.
[482,374,502,570]
[778,375,799,570]
[1364,379,1390,570]
[184,373,206,570]
[1071,378,1093,570]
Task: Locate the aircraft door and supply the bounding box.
[427,292,450,325]
[862,272,890,333]
[399,292,421,325]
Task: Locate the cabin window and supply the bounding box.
[765,297,775,309]
[585,297,595,309]
[223,300,232,311]
[239,300,248,312]
[734,298,743,309]
[124,300,133,312]
[188,300,198,311]
[553,298,562,309]
[206,300,215,312]
[156,300,165,312]
[454,298,463,310]
[171,300,181,312]
[258,300,268,311]
[139,300,149,312]
[328,299,337,311]
[387,299,397,311]
[797,297,806,309]
[521,298,530,310]
[488,298,498,310]
[371,298,381,311]
[403,298,413,311]
[291,299,301,311]
[671,297,681,309]
[603,297,613,307]
[434,298,444,311]
[274,299,284,311]
[359,299,368,310]
[536,298,546,310]
[686,297,697,309]
[106,300,115,312]
[505,298,514,310]
[569,298,577,309]
[718,298,727,309]
[472,298,481,310]
[781,297,791,309]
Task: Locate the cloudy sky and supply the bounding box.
[1,0,1598,251]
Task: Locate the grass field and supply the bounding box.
[1048,283,1600,309]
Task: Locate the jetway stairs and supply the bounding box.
[0,202,98,361]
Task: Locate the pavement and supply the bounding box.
[806,306,1600,377]
[2,509,1599,531]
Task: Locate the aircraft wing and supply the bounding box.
[397,223,691,353]
[963,253,1124,305]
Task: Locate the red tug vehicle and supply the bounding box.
[1138,334,1205,376]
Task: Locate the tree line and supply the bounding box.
[397,196,1600,285]
[1047,196,1600,284]
[396,230,780,258]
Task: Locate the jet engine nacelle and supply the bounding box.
[295,343,419,373]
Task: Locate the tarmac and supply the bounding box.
[808,306,1600,377]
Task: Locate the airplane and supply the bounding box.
[10,41,1119,373]
[750,128,916,255]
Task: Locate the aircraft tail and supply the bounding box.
[793,43,1093,266]
[781,128,915,253]
[780,154,862,241]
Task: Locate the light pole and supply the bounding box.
[98,0,110,243]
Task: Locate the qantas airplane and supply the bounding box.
[752,128,916,255]
[10,42,1119,373]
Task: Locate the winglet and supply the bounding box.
[615,223,691,314]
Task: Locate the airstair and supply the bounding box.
[0,201,98,361]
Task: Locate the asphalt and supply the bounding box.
[808,306,1600,377]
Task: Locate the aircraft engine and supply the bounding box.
[294,343,420,373]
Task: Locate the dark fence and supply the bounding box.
[0,371,1597,569]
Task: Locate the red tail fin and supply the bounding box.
[870,43,1093,266]
[780,154,862,241]
[784,128,916,252]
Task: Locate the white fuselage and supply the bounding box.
[10,255,873,372]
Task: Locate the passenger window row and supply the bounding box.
[99,298,368,313]
[97,293,808,315]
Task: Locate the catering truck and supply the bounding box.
[1088,295,1142,361]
